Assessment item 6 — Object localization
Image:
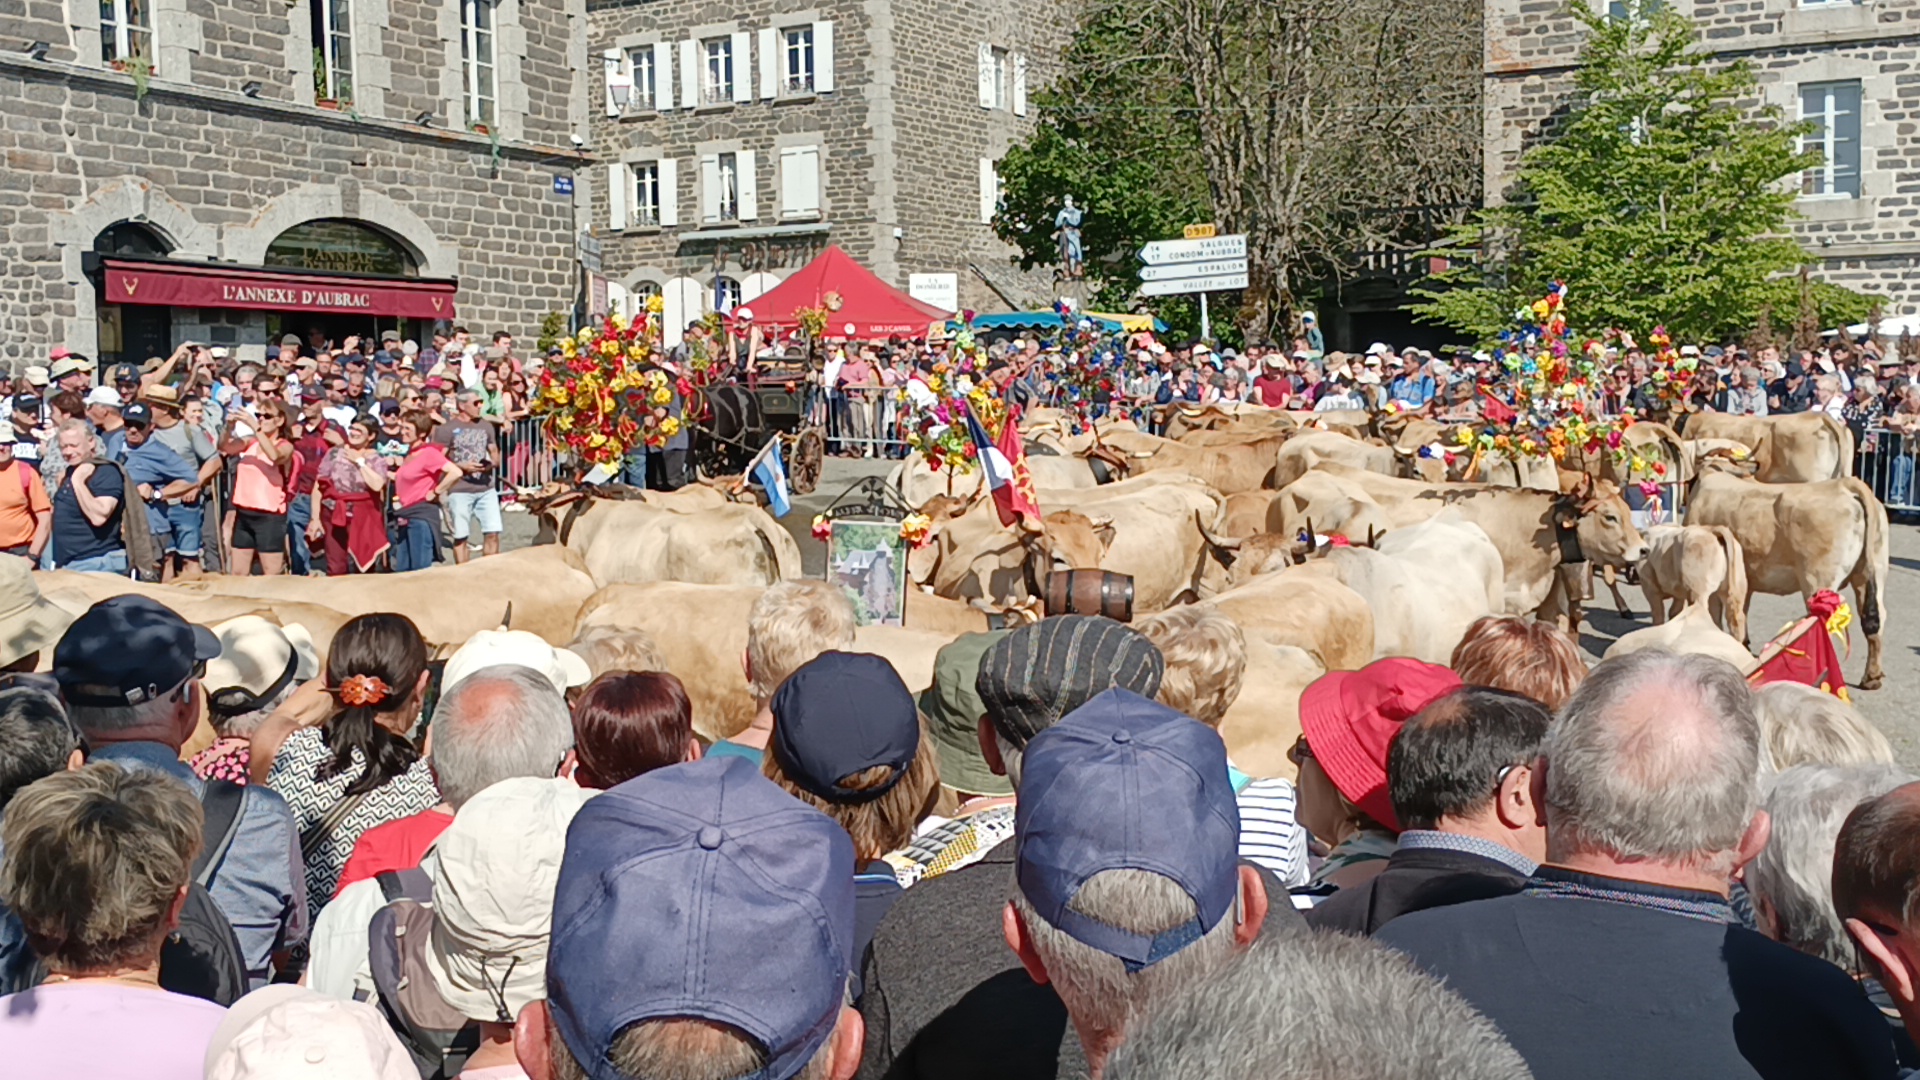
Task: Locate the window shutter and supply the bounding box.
[1837,82,1863,197]
[731,31,753,103]
[603,49,627,117]
[608,162,628,231]
[737,149,759,221]
[1013,53,1028,116]
[654,42,675,109]
[781,145,821,217]
[979,158,997,224]
[658,157,679,226]
[680,39,699,108]
[977,43,994,109]
[814,21,835,93]
[701,154,721,224]
[759,27,778,98]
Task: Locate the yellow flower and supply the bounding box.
[652,388,671,405]
[647,294,665,314]
[660,417,681,436]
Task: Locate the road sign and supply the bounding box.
[1139,234,1247,265]
[1139,258,1247,283]
[1183,223,1217,240]
[553,174,574,195]
[1139,271,1249,297]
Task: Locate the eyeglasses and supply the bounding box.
[1287,734,1314,766]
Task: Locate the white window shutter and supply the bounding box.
[759,27,778,98]
[653,42,675,109]
[608,162,628,231]
[680,39,699,108]
[1013,53,1028,116]
[700,154,721,224]
[658,157,679,226]
[977,43,994,109]
[814,21,835,93]
[737,149,759,221]
[979,158,997,224]
[781,145,820,216]
[731,31,752,103]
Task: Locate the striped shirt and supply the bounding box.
[1232,769,1310,887]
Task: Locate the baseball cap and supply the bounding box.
[0,555,77,669]
[425,776,594,1023]
[771,651,920,803]
[975,616,1165,746]
[203,615,319,718]
[1298,658,1461,831]
[54,596,221,707]
[204,986,417,1080]
[21,365,48,387]
[549,755,854,1080]
[1785,361,1807,379]
[82,386,122,409]
[380,329,401,343]
[920,631,1013,797]
[441,628,592,696]
[1014,689,1239,968]
[736,306,755,321]
[110,362,140,384]
[121,402,153,428]
[1365,342,1391,357]
[281,334,303,348]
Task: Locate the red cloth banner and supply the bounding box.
[102,259,457,319]
[1749,590,1851,701]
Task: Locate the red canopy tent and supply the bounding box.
[739,245,951,339]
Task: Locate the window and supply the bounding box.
[704,37,733,104]
[1801,81,1862,198]
[1606,0,1663,24]
[634,161,662,226]
[716,152,740,221]
[714,276,742,313]
[780,145,821,218]
[312,0,353,103]
[783,26,814,93]
[461,0,497,129]
[100,0,153,66]
[991,47,1009,110]
[630,47,655,111]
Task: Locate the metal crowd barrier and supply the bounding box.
[494,415,558,492]
[1855,426,1920,513]
[812,384,912,458]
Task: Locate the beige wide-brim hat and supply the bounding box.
[0,555,78,669]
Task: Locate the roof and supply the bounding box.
[742,246,952,338]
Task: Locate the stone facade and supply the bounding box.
[0,0,591,365]
[586,0,1065,343]
[1486,0,1920,314]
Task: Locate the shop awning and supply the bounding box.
[101,257,457,319]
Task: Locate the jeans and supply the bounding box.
[620,446,649,489]
[393,515,437,572]
[287,493,313,576]
[1894,454,1914,508]
[62,550,129,574]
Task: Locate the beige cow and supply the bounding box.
[1682,412,1854,483]
[1637,524,1749,643]
[35,571,352,656]
[1274,430,1397,490]
[531,494,802,588]
[1605,602,1758,673]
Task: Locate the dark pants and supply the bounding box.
[287,493,313,576]
[650,448,689,491]
[392,513,438,572]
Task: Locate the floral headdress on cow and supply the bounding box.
[1456,283,1634,469]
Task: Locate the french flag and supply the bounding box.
[965,403,1042,530]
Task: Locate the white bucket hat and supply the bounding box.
[442,628,592,696]
[203,616,320,719]
[205,986,418,1080]
[0,555,77,668]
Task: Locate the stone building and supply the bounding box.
[585,0,1066,344]
[0,0,591,366]
[1486,0,1920,313]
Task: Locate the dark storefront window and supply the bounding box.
[265,219,420,277]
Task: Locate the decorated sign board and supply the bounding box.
[815,476,913,627]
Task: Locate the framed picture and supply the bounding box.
[829,520,907,627]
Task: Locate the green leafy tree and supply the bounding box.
[1415,1,1875,342]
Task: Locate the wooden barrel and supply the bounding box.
[1044,570,1135,623]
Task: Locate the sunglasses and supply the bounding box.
[1287,733,1314,766]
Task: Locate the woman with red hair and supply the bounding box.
[568,671,700,789]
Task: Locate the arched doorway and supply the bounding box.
[263,219,427,344]
[94,223,173,364]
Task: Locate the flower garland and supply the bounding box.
[533,299,664,467]
[1472,283,1631,466]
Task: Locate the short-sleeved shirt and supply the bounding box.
[0,459,50,548]
[266,727,440,913]
[395,443,453,509]
[51,461,125,564]
[432,418,497,494]
[123,440,200,533]
[0,983,227,1080]
[150,420,216,469]
[334,808,455,896]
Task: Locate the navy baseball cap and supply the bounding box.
[548,756,854,1080]
[770,652,919,803]
[54,596,220,707]
[1014,688,1239,970]
[121,402,153,428]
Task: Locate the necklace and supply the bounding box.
[41,967,162,989]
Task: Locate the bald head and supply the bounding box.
[1543,651,1760,872]
[1834,782,1920,930]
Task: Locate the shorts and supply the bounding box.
[445,489,502,541]
[232,507,289,552]
[164,503,203,558]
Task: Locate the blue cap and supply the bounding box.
[1014,689,1239,970]
[770,652,919,804]
[548,756,854,1080]
[54,596,220,708]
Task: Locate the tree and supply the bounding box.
[1414,1,1877,342]
[993,0,1480,341]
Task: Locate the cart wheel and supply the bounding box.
[791,427,825,494]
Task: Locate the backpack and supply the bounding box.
[86,455,161,581]
[156,780,251,1005]
[367,868,481,1080]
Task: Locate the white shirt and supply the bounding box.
[306,875,388,1003]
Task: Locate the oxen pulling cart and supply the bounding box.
[689,360,826,494]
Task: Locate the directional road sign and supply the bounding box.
[1139,234,1247,265]
[1139,271,1250,297]
[1139,258,1248,283]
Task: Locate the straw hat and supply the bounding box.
[0,555,78,669]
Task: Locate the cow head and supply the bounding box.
[1197,510,1307,586]
[1555,476,1647,568]
[905,493,977,586]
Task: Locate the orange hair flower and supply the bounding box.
[335,674,391,707]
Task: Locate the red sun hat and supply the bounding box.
[1298,658,1462,832]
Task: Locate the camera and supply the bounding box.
[569,133,586,148]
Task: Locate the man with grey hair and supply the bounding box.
[305,664,576,1001]
[1379,651,1899,1080]
[1107,933,1530,1080]
[432,386,501,562]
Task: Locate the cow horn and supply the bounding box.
[498,602,513,630]
[1366,525,1379,549]
[1304,517,1320,554]
[1196,511,1243,553]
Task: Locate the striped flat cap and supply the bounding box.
[975,616,1164,746]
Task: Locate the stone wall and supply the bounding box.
[1486,0,1920,312]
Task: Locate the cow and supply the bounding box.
[163,545,598,648]
[1637,524,1749,642]
[530,491,802,588]
[1605,602,1757,674]
[1289,514,1503,663]
[891,449,1101,509]
[1682,412,1854,483]
[1274,430,1397,490]
[1161,402,1298,440]
[35,571,353,657]
[1269,463,1648,617]
[1218,642,1324,780]
[1120,429,1289,494]
[1684,471,1888,689]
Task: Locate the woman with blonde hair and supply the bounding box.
[1449,616,1589,712]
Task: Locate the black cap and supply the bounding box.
[1786,361,1807,379]
[122,403,153,428]
[976,616,1165,746]
[111,363,140,384]
[770,652,920,803]
[11,394,38,411]
[54,596,220,707]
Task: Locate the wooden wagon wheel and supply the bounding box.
[789,426,826,494]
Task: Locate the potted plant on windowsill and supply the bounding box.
[312,48,340,108]
[469,122,490,135]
